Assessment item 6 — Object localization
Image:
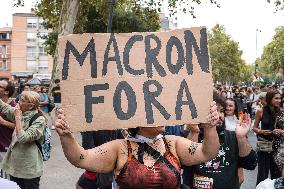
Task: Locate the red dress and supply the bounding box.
[116,138,181,189]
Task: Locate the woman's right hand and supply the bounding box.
[55,109,71,136]
[272,129,284,136]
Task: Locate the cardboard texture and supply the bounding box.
[58,27,213,132]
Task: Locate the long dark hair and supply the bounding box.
[265,90,281,117]
[225,98,239,119]
[128,128,139,137]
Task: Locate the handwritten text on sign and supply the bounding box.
[58,27,212,132]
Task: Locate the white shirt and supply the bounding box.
[250,93,259,109]
[225,115,238,131]
[0,178,21,189]
[256,178,275,189]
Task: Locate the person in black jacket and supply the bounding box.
[183,92,257,189]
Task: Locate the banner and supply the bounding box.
[58,27,213,132]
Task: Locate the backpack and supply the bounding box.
[29,113,52,161]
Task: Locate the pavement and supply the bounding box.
[41,130,259,189]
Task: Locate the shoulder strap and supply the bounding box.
[29,113,43,156]
[162,137,170,155]
[143,143,181,185]
[137,143,145,164]
[126,140,133,161]
[29,113,40,127]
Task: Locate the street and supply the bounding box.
[40,130,258,189]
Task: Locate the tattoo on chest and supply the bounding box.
[188,142,199,155]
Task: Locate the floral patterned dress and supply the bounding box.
[273,111,284,170]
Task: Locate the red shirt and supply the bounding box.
[0,99,16,152]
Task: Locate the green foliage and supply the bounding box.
[35,0,160,56]
[137,0,220,18]
[267,0,284,11]
[208,24,251,83]
[260,26,284,77]
[13,0,24,7]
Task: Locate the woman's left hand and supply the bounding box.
[14,104,22,119]
[204,101,219,128]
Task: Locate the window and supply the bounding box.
[27,60,36,71]
[1,45,6,55]
[39,60,48,67]
[27,46,36,57]
[39,46,47,56]
[27,18,37,29]
[0,60,7,70]
[27,33,37,43]
[38,66,49,73]
[0,33,7,40]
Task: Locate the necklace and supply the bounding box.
[146,161,157,173]
[126,134,163,144]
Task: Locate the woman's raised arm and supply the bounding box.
[56,109,120,173]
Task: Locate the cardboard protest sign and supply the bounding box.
[58,27,213,132]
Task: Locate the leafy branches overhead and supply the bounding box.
[35,0,160,56]
[261,26,284,74]
[137,0,220,18]
[267,0,284,11]
[208,24,249,83]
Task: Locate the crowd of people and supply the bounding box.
[0,79,61,189]
[0,80,284,189]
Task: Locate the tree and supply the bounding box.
[261,26,284,73]
[36,1,160,56]
[15,0,220,82]
[208,24,248,84]
[267,0,284,11]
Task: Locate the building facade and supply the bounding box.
[159,13,178,31]
[11,13,53,82]
[0,27,12,80]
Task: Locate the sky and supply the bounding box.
[0,0,283,64]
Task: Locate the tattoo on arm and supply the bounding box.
[80,154,84,160]
[188,142,199,155]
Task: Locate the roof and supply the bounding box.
[12,13,35,17]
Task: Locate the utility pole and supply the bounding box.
[255,28,261,74]
[107,0,116,33]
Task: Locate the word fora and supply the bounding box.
[62,28,210,80]
[84,79,198,124]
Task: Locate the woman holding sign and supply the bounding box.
[56,99,221,189]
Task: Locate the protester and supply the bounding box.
[224,98,245,185]
[183,93,257,189]
[0,91,46,189]
[256,147,284,189]
[253,90,283,185]
[221,90,227,99]
[55,100,221,188]
[15,84,30,103]
[0,79,16,178]
[233,87,248,113]
[36,86,49,114]
[76,130,124,189]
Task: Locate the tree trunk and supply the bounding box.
[50,0,80,92]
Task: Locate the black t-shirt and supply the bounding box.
[52,85,61,103]
[184,130,257,189]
